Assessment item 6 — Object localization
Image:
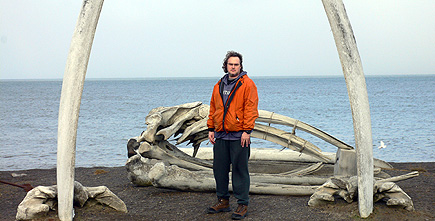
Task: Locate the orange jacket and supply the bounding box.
[207,74,259,132]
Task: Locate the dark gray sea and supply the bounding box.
[1,75,434,171]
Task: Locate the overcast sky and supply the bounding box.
[1,0,434,79]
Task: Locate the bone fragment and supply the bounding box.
[278,162,324,176]
[180,147,336,163]
[252,123,332,162]
[156,105,201,140]
[16,185,57,220]
[16,181,126,220]
[177,118,209,144]
[85,186,128,213]
[248,183,319,196]
[128,154,330,186]
[137,141,211,171]
[257,110,353,150]
[309,175,416,211]
[139,102,203,143]
[148,162,216,191]
[374,158,393,169]
[148,162,320,195]
[374,181,415,211]
[126,154,161,186]
[250,174,329,185]
[376,171,419,183]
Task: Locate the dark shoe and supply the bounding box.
[207,198,231,214]
[231,204,248,220]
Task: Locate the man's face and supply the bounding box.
[227,56,241,79]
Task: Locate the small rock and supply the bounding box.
[11,173,27,177]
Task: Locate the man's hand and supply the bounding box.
[241,132,251,147]
[208,131,216,145]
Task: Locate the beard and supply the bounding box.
[228,71,240,78]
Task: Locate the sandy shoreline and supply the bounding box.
[1,162,434,220]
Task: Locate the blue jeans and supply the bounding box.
[213,139,250,205]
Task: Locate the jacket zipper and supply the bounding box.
[221,79,243,133]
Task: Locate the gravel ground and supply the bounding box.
[1,162,434,220]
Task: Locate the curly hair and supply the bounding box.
[222,51,243,73]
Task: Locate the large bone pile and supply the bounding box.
[126,102,417,210]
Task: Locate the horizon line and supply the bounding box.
[1,73,433,81]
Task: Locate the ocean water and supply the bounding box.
[1,75,434,171]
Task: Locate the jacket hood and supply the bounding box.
[222,71,247,84]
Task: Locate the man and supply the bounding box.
[206,51,259,220]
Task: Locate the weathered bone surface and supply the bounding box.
[373,181,415,211]
[138,159,321,195]
[134,102,346,161]
[138,102,205,143]
[308,172,418,211]
[252,123,331,162]
[127,102,417,210]
[180,147,336,163]
[136,140,212,171]
[126,154,330,187]
[256,110,353,150]
[126,154,161,186]
[16,181,127,220]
